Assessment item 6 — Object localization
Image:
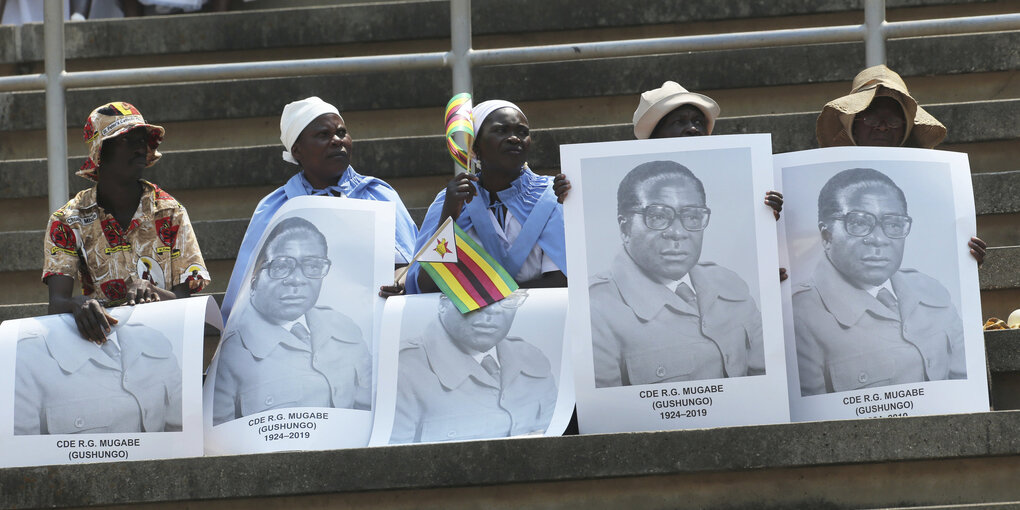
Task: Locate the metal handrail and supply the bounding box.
[5,13,1020,92]
[1,0,1018,212]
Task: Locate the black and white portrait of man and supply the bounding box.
[563,135,791,433]
[14,307,183,435]
[793,168,966,396]
[589,160,766,388]
[213,216,372,425]
[390,290,558,444]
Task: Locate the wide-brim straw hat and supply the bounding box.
[633,81,721,139]
[816,65,946,149]
[77,101,164,181]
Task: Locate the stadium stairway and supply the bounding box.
[1,1,1019,507]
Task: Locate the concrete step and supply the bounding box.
[1,99,1017,202]
[2,31,1016,134]
[0,0,1004,64]
[2,408,1020,509]
[974,170,1020,215]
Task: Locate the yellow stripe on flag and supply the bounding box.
[456,237,513,295]
[431,262,481,310]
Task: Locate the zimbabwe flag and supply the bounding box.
[417,218,518,313]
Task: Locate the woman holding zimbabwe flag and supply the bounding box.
[406,99,568,294]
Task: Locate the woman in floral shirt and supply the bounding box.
[43,102,210,343]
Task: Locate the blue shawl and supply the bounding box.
[406,166,566,294]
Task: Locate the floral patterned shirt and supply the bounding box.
[42,180,210,306]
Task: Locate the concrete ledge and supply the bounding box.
[0,218,247,273]
[1,99,1017,200]
[2,31,1017,132]
[0,410,1017,509]
[981,246,1020,291]
[986,329,1020,372]
[0,0,995,64]
[18,2,450,63]
[0,70,452,132]
[974,170,1020,215]
[0,137,452,200]
[470,0,996,34]
[473,31,1019,105]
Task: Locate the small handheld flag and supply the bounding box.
[414,217,518,313]
[417,218,458,264]
[445,93,474,171]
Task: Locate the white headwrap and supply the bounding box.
[471,99,524,135]
[279,96,342,165]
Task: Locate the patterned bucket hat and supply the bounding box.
[815,65,946,149]
[77,102,165,181]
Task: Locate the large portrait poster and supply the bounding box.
[776,147,988,421]
[203,196,395,454]
[369,288,574,445]
[561,134,790,434]
[0,296,218,467]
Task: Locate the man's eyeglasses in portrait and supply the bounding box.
[261,256,332,279]
[497,289,529,309]
[830,210,912,239]
[630,204,711,231]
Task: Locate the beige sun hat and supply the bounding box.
[816,65,946,149]
[633,81,721,139]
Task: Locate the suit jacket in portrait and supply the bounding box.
[391,319,558,444]
[15,318,183,435]
[212,304,372,425]
[794,257,966,396]
[590,251,766,388]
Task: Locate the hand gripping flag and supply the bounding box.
[445,93,474,171]
[415,217,518,313]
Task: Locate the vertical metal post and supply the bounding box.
[864,0,887,67]
[449,0,472,175]
[44,0,68,213]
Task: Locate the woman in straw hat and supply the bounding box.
[219,96,419,321]
[406,99,567,293]
[816,65,947,149]
[816,65,986,264]
[43,102,211,344]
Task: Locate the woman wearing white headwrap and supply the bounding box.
[406,100,568,293]
[220,96,419,322]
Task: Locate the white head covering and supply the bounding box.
[471,99,524,135]
[279,96,342,165]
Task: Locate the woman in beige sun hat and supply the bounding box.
[816,65,985,264]
[816,65,947,149]
[554,80,788,279]
[632,80,721,139]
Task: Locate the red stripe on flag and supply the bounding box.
[444,262,490,306]
[457,247,504,300]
